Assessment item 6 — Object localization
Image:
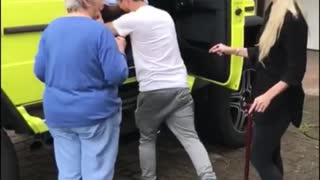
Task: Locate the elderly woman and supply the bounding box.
[209,0,308,179]
[33,0,128,179]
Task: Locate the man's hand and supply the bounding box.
[115,36,127,53]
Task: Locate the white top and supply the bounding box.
[113,5,188,92]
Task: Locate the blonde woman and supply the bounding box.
[209,0,308,179]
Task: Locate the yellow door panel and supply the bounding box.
[1,33,41,65]
[1,0,65,105]
[1,0,65,30]
[1,61,44,105]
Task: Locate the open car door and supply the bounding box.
[149,0,246,91]
[102,0,246,91]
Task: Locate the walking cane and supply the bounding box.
[244,103,253,180]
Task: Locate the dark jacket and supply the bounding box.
[247,3,308,127]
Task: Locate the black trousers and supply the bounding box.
[251,112,291,180]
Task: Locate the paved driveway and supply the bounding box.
[10,51,319,180]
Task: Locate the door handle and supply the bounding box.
[3,24,48,35]
[235,8,243,16]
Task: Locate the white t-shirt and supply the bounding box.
[113,5,188,92]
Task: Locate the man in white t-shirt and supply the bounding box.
[106,1,217,180]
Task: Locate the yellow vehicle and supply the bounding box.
[1,0,262,179]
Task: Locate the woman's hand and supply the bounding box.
[209,43,234,56]
[248,81,289,114]
[249,93,273,114]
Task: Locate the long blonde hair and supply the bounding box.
[258,0,302,61]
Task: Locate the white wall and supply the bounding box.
[263,0,319,50]
[299,0,319,50]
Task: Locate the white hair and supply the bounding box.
[64,0,83,12]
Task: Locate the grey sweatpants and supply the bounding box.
[135,88,216,180]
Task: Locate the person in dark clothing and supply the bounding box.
[208,0,308,179]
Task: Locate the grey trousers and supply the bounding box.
[135,88,216,180]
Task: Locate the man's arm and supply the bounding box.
[105,22,119,36]
[105,12,137,37]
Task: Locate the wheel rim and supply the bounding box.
[229,68,255,133]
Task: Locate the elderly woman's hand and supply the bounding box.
[115,36,127,53]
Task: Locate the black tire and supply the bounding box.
[216,68,255,147]
[194,68,255,148]
[1,128,20,180]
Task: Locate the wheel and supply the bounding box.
[1,128,20,180]
[194,68,255,148]
[223,68,255,147]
